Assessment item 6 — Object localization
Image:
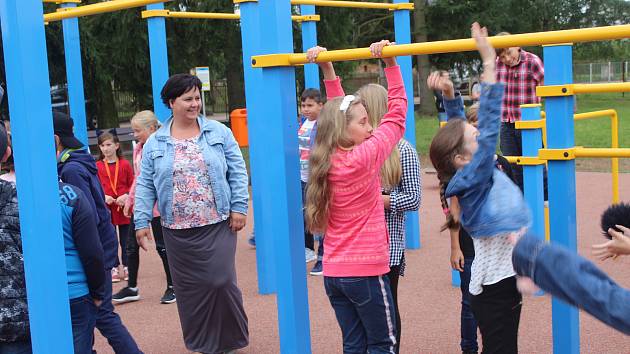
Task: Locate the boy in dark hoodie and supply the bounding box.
[53,112,142,354]
[0,121,106,353]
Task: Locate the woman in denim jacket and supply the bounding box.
[134,74,249,354]
[429,24,531,354]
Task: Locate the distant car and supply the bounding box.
[51,85,97,130]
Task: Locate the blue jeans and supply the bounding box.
[500,122,523,190]
[96,272,143,353]
[324,275,397,354]
[70,295,98,354]
[0,341,32,354]
[459,257,478,353]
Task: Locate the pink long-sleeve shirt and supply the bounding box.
[322,66,407,277]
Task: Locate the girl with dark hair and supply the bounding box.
[134,74,249,353]
[96,132,134,283]
[429,23,530,354]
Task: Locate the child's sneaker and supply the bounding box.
[248,234,256,248]
[112,287,140,304]
[111,267,121,283]
[123,267,129,281]
[310,261,323,276]
[160,286,176,304]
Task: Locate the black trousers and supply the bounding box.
[386,265,402,354]
[126,216,173,288]
[470,276,522,354]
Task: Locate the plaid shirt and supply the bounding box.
[495,50,544,122]
[384,139,421,275]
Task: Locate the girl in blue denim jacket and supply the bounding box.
[429,23,531,354]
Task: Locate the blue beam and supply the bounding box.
[300,4,319,90]
[393,0,420,249]
[543,44,580,354]
[238,0,277,295]
[61,2,88,144]
[256,0,312,352]
[0,1,73,353]
[521,105,545,240]
[146,2,170,121]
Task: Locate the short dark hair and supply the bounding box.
[301,88,323,104]
[160,74,202,109]
[601,202,630,239]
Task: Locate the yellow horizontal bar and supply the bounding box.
[504,156,545,165]
[290,0,413,10]
[574,148,630,158]
[537,82,630,97]
[515,119,545,130]
[142,10,239,20]
[252,24,630,67]
[504,156,518,164]
[141,10,320,22]
[539,148,576,161]
[44,0,169,22]
[43,0,81,4]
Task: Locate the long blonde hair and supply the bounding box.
[130,110,160,131]
[305,95,363,233]
[357,83,402,191]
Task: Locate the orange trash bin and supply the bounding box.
[230,108,248,147]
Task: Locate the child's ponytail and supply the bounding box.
[439,180,459,232]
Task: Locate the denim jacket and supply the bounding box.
[513,234,630,334]
[134,116,249,230]
[444,83,531,237]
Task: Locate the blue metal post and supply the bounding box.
[300,4,319,90]
[146,3,170,121]
[256,0,312,352]
[543,44,579,354]
[61,2,88,145]
[0,1,73,353]
[238,0,276,295]
[521,104,545,240]
[393,0,420,249]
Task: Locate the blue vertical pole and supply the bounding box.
[146,3,170,121]
[238,0,276,295]
[543,44,579,354]
[393,0,420,249]
[61,2,88,144]
[255,0,312,352]
[300,5,319,90]
[0,1,73,353]
[521,104,545,240]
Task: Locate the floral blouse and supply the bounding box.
[164,136,222,229]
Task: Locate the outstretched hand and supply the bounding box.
[427,71,455,99]
[306,45,336,80]
[471,22,496,84]
[369,40,397,67]
[592,225,630,260]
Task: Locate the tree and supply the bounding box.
[414,0,434,114]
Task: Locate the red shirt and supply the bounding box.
[495,50,544,123]
[96,158,134,225]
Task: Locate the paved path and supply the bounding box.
[96,171,630,353]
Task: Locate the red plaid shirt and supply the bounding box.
[495,50,544,122]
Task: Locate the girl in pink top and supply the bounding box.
[305,40,407,354]
[113,110,175,305]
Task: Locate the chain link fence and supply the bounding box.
[574,61,629,83]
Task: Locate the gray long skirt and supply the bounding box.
[163,221,249,354]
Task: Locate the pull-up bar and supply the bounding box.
[537,82,630,97]
[44,0,169,22]
[251,24,630,67]
[141,9,320,22]
[290,0,414,10]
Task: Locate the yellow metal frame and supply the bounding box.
[141,10,320,22]
[43,0,81,4]
[44,0,169,22]
[537,82,630,97]
[252,24,630,67]
[289,0,414,10]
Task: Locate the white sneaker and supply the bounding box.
[111,267,121,283]
[305,248,317,263]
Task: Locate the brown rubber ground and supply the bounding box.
[95,171,630,353]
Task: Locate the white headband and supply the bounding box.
[339,95,356,114]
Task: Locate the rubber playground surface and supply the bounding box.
[95,171,630,353]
